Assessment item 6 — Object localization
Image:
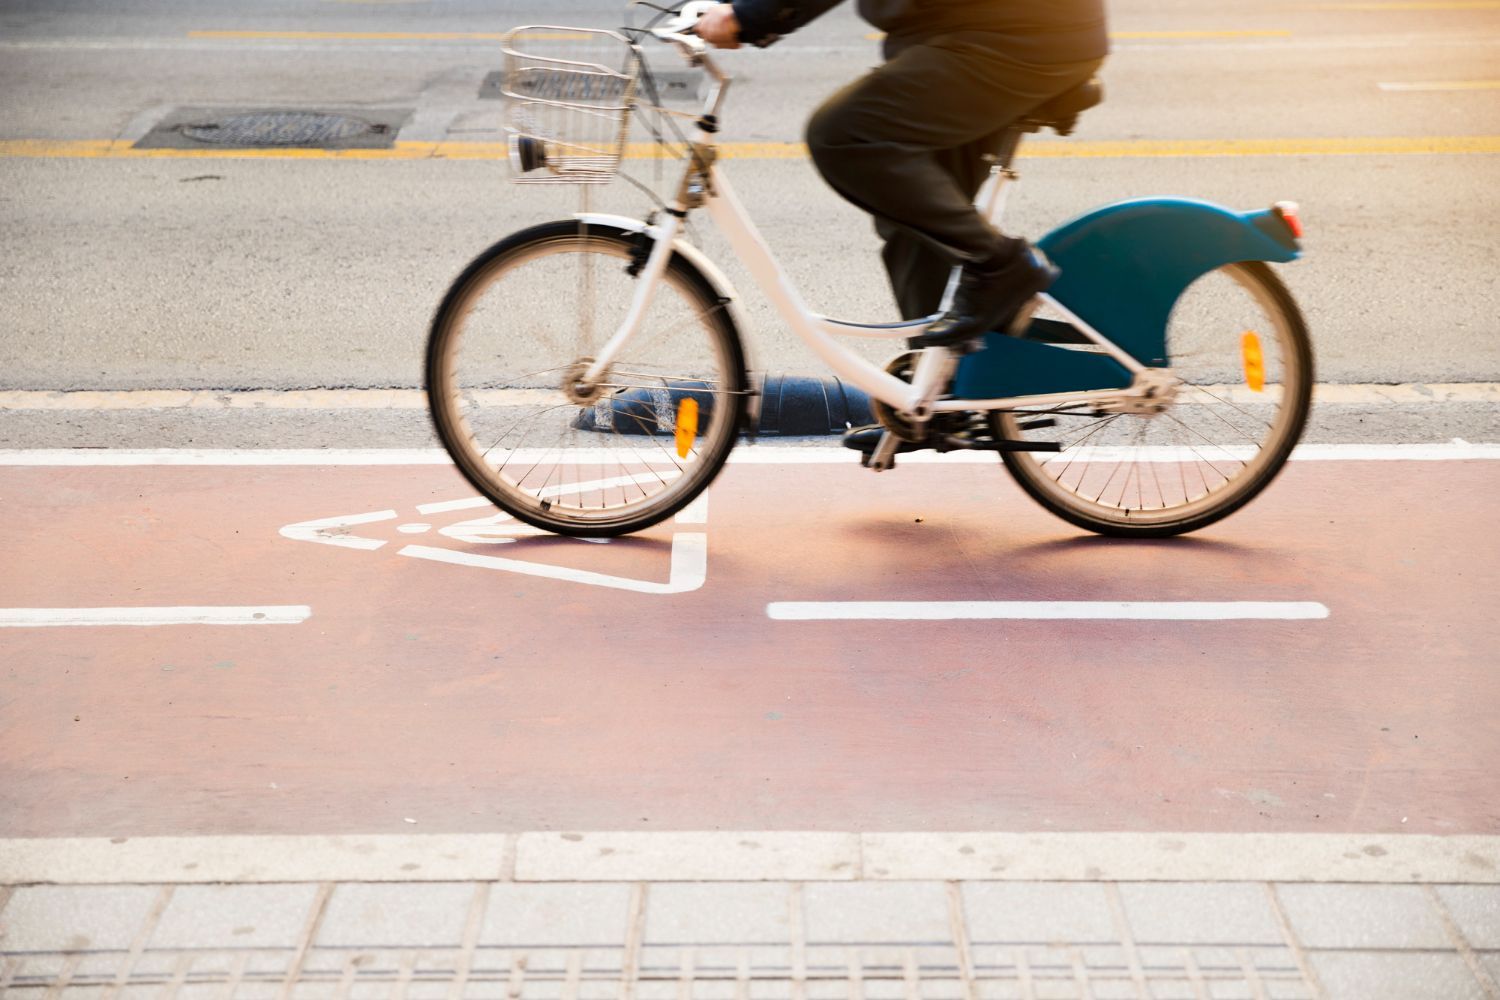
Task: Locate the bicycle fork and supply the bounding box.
[577,212,685,391]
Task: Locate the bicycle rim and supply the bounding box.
[427,223,746,536]
[996,262,1313,536]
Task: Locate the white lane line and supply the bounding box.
[767,601,1329,621]
[0,606,311,627]
[0,442,1498,465]
[3,383,1495,410]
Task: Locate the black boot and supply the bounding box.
[915,242,1059,349]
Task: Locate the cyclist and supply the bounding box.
[695,0,1108,449]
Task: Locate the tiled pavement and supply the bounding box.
[3,879,1499,999]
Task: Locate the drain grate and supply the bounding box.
[480,69,703,104]
[134,106,411,151]
[181,111,378,147]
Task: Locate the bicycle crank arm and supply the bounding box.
[940,436,1062,453]
[858,431,1061,472]
[865,430,902,472]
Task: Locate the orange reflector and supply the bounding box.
[1273,200,1304,239]
[674,397,699,458]
[1241,331,1266,392]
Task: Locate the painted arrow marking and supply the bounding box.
[279,508,395,550]
[280,481,710,595]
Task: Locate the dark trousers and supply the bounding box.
[805,33,1102,320]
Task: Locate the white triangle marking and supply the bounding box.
[281,495,709,594]
[398,532,707,594]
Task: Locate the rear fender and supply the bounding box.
[954,199,1300,399]
[1037,198,1301,367]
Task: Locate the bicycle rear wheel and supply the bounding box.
[995,262,1313,536]
[427,220,748,536]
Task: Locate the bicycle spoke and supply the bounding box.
[1186,384,1277,442]
[1159,410,1248,474]
[620,298,731,361]
[1040,413,1125,487]
[427,225,745,533]
[995,263,1308,532]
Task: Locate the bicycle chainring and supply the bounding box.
[870,351,927,442]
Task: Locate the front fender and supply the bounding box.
[1038,198,1301,367]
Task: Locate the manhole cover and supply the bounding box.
[135,106,409,151]
[181,111,378,147]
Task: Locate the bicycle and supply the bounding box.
[426,2,1313,538]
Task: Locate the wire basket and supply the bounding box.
[502,26,640,184]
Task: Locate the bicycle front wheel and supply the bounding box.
[995,262,1314,537]
[427,220,748,537]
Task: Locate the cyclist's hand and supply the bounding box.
[695,4,742,48]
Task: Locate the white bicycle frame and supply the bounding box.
[577,11,1153,426]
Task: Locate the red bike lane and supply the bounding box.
[2,451,1496,839]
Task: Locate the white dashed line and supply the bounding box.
[0,606,311,627]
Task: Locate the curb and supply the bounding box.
[4,832,1498,885]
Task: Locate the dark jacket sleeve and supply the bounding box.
[731,0,846,46]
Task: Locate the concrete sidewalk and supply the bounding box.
[3,833,1498,999]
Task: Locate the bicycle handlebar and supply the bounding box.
[643,2,733,123]
[647,1,719,57]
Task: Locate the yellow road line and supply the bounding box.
[2,136,1498,162]
[189,29,504,40]
[198,27,1294,43]
[1307,1,1500,8]
[865,29,1292,41]
[186,29,592,41]
[1379,80,1500,90]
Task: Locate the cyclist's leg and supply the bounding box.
[844,138,1004,454]
[876,140,993,324]
[808,36,1101,345]
[805,34,1099,269]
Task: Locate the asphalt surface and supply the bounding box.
[0,0,1498,441]
[7,454,1498,837]
[4,14,1499,986]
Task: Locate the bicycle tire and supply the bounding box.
[426,220,748,537]
[995,261,1314,537]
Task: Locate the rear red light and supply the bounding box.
[1273,200,1303,239]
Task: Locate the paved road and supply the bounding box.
[0,0,1497,404]
[4,8,1499,988]
[4,448,1496,838]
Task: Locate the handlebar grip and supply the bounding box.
[658,0,720,37]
